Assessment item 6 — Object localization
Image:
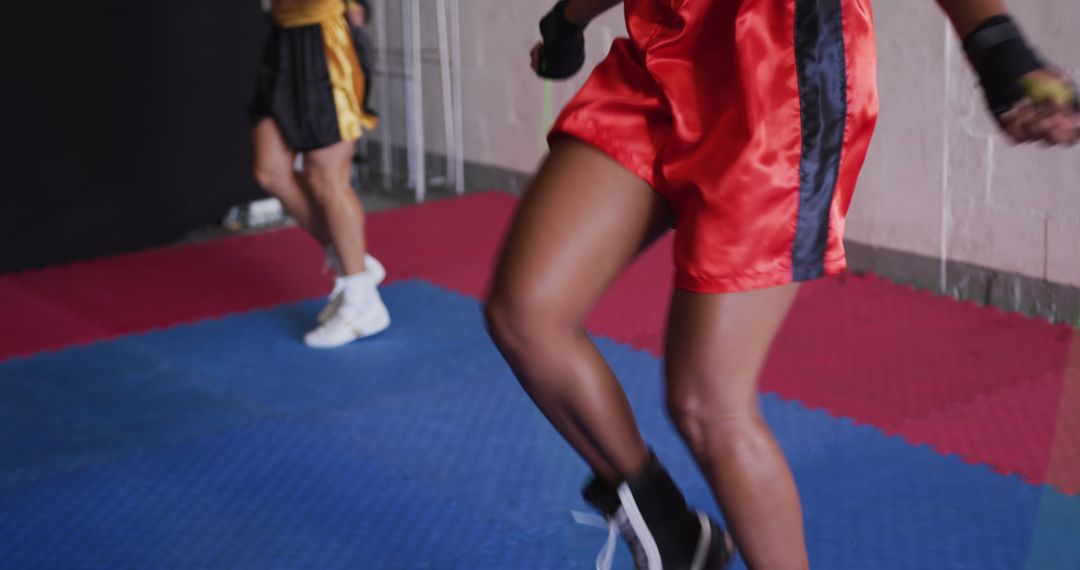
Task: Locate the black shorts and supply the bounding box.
[249,15,376,152]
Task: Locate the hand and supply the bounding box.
[535,1,586,80]
[998,70,1080,146]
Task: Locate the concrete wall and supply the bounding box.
[851,1,1080,290]
[366,0,1079,290]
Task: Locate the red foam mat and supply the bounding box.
[897,335,1079,494]
[2,227,333,359]
[0,279,114,359]
[1,191,1075,493]
[0,192,516,361]
[761,274,1073,428]
[896,369,1078,493]
[365,191,516,297]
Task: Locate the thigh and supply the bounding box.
[664,285,800,414]
[489,137,672,325]
[303,139,357,184]
[252,118,296,176]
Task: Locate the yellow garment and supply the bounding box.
[320,15,379,140]
[272,0,344,28]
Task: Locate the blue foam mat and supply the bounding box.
[1,280,1077,569]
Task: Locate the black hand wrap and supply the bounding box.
[537,0,586,80]
[963,15,1058,117]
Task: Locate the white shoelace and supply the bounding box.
[572,511,618,570]
[573,508,720,570]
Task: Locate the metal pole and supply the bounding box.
[401,0,416,192]
[436,0,456,194]
[449,0,465,195]
[372,0,393,190]
[408,0,426,202]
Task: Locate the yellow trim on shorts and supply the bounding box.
[272,0,343,28]
[320,16,378,142]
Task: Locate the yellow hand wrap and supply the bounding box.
[1020,75,1079,108]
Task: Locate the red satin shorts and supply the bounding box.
[550,0,879,293]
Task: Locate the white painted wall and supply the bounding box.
[367,0,1079,287]
[852,1,1080,288]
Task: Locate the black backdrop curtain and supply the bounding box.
[0,1,269,272]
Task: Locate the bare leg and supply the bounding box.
[485,138,671,483]
[302,139,368,275]
[665,285,808,569]
[251,118,331,244]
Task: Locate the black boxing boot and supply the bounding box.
[582,455,735,570]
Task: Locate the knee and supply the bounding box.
[485,294,585,396]
[253,162,290,193]
[484,290,567,363]
[666,384,766,455]
[302,165,344,203]
[484,294,537,356]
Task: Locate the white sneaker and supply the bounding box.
[317,278,346,325]
[305,279,390,348]
[365,254,386,284]
[316,255,386,324]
